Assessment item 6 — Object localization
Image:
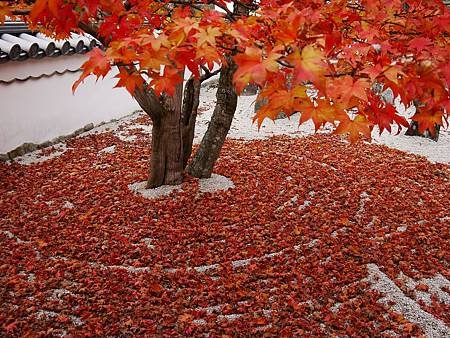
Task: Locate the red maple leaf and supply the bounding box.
[115,69,144,95]
[335,114,372,142]
[327,76,370,106]
[366,93,409,134]
[412,110,443,137]
[72,48,111,93]
[299,100,337,131]
[233,47,280,93]
[151,67,183,96]
[408,37,432,53]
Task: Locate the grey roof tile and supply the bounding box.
[0,22,99,63]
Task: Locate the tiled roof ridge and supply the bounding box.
[0,68,82,85]
[0,21,99,63]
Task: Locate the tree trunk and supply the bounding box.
[187,59,238,178]
[147,115,184,188]
[133,75,201,188]
[146,83,184,188]
[181,78,201,169]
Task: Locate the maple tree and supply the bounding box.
[2,0,449,187]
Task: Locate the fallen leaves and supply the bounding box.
[0,120,449,335]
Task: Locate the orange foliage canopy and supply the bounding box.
[2,0,449,140]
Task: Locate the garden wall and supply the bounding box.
[0,54,139,154]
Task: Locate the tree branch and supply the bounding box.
[200,66,221,82]
[211,0,236,21]
[11,9,31,15]
[77,21,106,46]
[121,64,164,121]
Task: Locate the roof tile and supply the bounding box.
[0,22,99,63]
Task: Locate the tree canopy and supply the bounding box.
[2,0,449,141]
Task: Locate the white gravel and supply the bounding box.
[62,201,74,209]
[99,145,116,154]
[50,288,75,301]
[128,181,182,199]
[398,271,450,307]
[15,143,67,165]
[372,127,450,164]
[198,173,235,193]
[197,81,449,163]
[79,111,141,137]
[129,174,234,199]
[367,263,450,337]
[36,310,84,327]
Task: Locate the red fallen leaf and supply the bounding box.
[56,314,70,323]
[36,239,48,248]
[149,282,163,293]
[246,246,258,256]
[3,321,18,332]
[123,318,134,326]
[287,297,302,311]
[178,313,194,322]
[403,322,414,333]
[253,317,268,325]
[338,217,350,225]
[140,320,156,332]
[1,105,449,335]
[415,283,429,292]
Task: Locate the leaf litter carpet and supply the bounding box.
[1,117,449,336]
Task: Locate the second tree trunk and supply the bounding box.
[187,60,238,178]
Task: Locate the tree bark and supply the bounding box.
[133,73,202,187]
[187,59,238,178]
[146,83,184,188]
[181,78,201,169]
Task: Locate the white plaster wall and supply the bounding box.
[0,55,139,153]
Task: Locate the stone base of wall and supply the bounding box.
[0,122,95,162]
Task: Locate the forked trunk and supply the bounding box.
[187,59,238,178]
[134,75,201,188]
